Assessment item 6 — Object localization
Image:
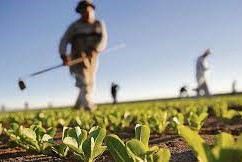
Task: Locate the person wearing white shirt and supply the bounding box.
[196,49,211,97]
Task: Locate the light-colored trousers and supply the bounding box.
[196,77,210,97]
[70,51,98,110]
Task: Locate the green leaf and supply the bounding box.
[126,139,147,159]
[33,125,46,142]
[224,110,238,119]
[0,123,3,135]
[105,134,133,162]
[212,132,235,161]
[63,137,82,154]
[197,112,208,123]
[94,146,107,158]
[63,137,78,148]
[126,146,144,162]
[75,126,82,138]
[21,136,40,151]
[22,128,37,141]
[177,125,213,162]
[78,129,87,147]
[235,133,242,149]
[177,113,184,125]
[46,127,56,137]
[214,132,235,148]
[154,148,171,162]
[42,134,54,143]
[75,116,83,127]
[42,142,53,150]
[58,118,66,126]
[90,137,95,160]
[82,126,106,156]
[173,117,180,125]
[215,148,242,162]
[135,124,150,148]
[10,123,20,132]
[89,126,100,134]
[67,128,79,139]
[89,127,106,147]
[62,126,69,140]
[52,143,69,157]
[82,127,106,160]
[146,146,159,156]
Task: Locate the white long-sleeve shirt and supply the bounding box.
[196,56,209,85]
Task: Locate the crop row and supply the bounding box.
[1,121,242,162]
[1,100,242,134]
[2,123,171,162]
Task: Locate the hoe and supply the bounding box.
[18,43,126,91]
[18,58,83,91]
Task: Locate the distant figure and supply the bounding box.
[196,49,212,97]
[24,102,29,110]
[48,102,53,108]
[1,105,6,112]
[232,80,237,94]
[179,86,188,98]
[111,82,120,104]
[59,0,107,111]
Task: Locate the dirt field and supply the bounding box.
[1,113,242,162]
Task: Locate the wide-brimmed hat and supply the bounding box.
[76,0,95,13]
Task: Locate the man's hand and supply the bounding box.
[86,47,98,54]
[61,55,71,66]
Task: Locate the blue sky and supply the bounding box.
[0,0,242,109]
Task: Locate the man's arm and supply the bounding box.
[59,23,76,65]
[59,23,76,57]
[96,21,107,53]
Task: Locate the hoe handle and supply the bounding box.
[30,64,63,77]
[29,57,84,77]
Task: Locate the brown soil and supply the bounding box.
[0,115,242,162]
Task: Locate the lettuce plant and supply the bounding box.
[148,112,169,134]
[175,121,242,162]
[6,123,56,153]
[213,102,239,121]
[171,113,184,130]
[185,106,208,131]
[105,124,171,162]
[62,126,106,162]
[187,111,208,131]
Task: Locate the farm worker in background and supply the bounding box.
[179,86,189,98]
[232,80,237,94]
[196,48,212,97]
[59,0,107,111]
[111,82,120,104]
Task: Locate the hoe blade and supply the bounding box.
[18,79,26,90]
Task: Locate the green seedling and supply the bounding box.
[5,123,56,153]
[174,120,242,162]
[62,126,106,162]
[105,124,171,162]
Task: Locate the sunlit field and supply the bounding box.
[1,94,242,161]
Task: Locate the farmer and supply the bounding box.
[232,80,237,94]
[196,49,211,97]
[111,82,120,104]
[179,86,188,98]
[59,0,107,111]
